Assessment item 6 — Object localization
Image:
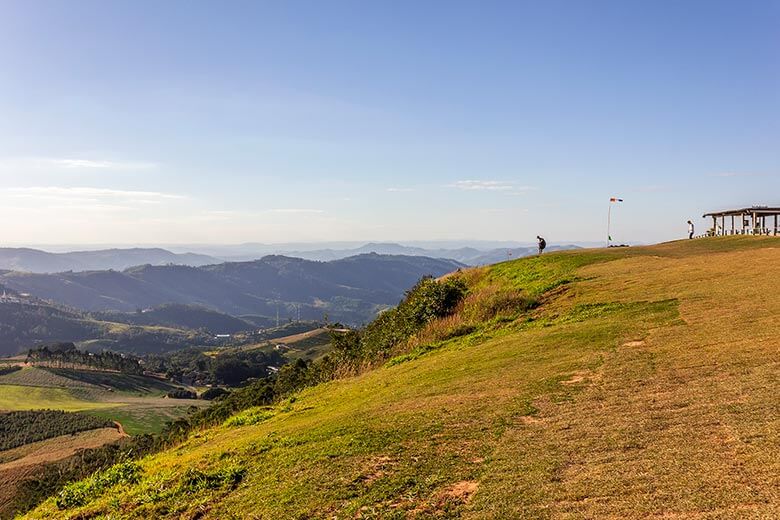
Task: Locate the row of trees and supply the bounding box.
[26,343,144,374]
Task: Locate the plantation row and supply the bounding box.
[0,410,115,452]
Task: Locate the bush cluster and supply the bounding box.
[338,276,467,363]
[55,461,141,509]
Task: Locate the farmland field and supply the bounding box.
[0,367,206,435]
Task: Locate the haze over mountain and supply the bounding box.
[1,254,463,325]
[271,242,582,264]
[0,242,585,273]
[0,248,219,274]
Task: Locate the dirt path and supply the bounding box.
[113,420,129,437]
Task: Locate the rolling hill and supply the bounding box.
[0,299,210,356]
[22,236,780,519]
[0,248,219,273]
[92,304,257,334]
[1,254,463,325]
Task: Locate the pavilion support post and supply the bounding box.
[775,215,778,236]
[712,216,717,236]
[721,216,725,236]
[731,215,735,235]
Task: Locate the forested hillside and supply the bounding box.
[1,254,462,325]
[0,300,210,356]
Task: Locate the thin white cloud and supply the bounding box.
[448,180,535,193]
[264,208,325,214]
[450,180,514,191]
[0,157,159,172]
[199,208,325,221]
[386,187,415,192]
[52,159,158,170]
[2,186,186,206]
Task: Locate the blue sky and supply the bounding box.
[0,0,777,245]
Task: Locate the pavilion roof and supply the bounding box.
[703,206,780,218]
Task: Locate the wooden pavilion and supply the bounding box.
[703,206,780,236]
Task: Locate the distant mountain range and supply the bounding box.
[0,242,584,273]
[207,242,582,264]
[0,247,219,273]
[0,254,463,325]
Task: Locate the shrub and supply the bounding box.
[224,407,275,427]
[56,461,141,509]
[463,286,536,322]
[166,389,197,399]
[359,276,467,361]
[200,387,229,400]
[179,466,245,492]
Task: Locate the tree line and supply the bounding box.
[26,343,144,374]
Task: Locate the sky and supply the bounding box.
[0,0,777,246]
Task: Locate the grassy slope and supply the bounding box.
[26,237,780,519]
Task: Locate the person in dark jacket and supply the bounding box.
[537,236,546,255]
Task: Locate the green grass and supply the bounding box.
[0,385,116,412]
[88,403,202,435]
[23,237,780,519]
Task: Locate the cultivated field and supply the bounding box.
[23,237,780,519]
[0,367,206,435]
[228,327,333,362]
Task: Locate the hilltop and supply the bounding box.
[23,237,780,519]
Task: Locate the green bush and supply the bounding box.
[359,277,467,360]
[179,466,246,492]
[56,461,141,509]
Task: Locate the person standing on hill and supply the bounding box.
[537,236,546,255]
[687,220,694,239]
